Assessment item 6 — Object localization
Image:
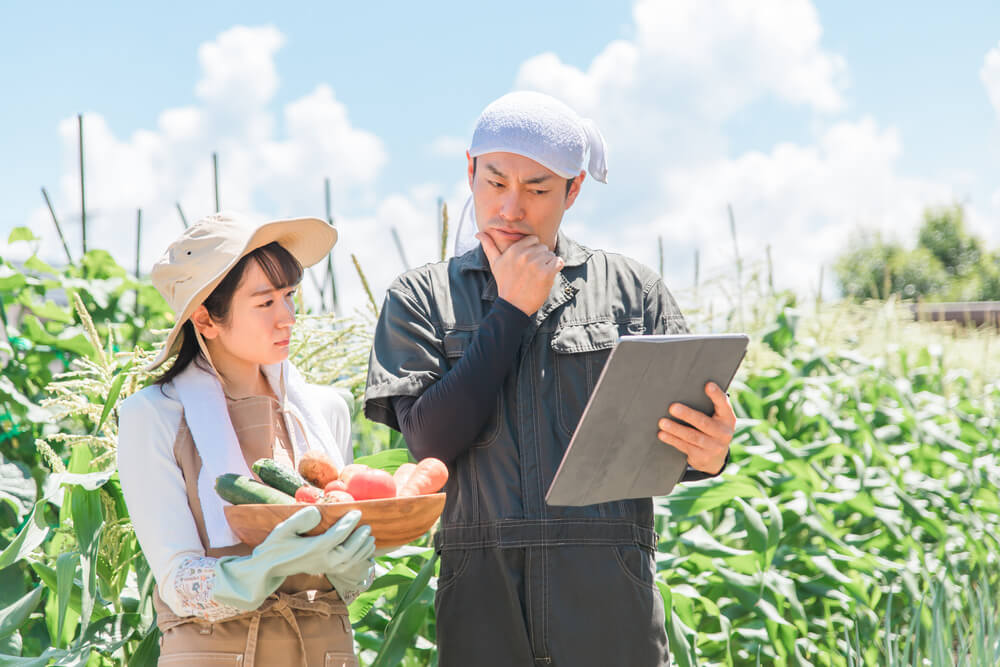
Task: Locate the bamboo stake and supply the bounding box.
[766,244,775,296]
[213,152,220,213]
[78,114,87,255]
[135,209,142,279]
[135,209,143,323]
[392,227,410,270]
[727,203,744,331]
[41,187,74,266]
[658,236,664,276]
[694,249,700,300]
[176,202,189,229]
[325,177,338,315]
[817,264,824,313]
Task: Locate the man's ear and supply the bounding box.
[467,150,475,190]
[564,171,586,210]
[190,305,220,340]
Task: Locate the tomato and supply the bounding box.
[294,485,322,503]
[324,479,348,494]
[346,469,397,500]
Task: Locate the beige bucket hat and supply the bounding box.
[147,211,337,371]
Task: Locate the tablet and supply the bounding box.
[545,333,749,506]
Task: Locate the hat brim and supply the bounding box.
[145,216,337,372]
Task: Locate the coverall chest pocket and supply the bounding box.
[443,329,502,447]
[550,321,623,438]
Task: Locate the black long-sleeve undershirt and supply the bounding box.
[391,298,728,481]
[391,298,531,464]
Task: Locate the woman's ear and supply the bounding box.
[190,305,220,340]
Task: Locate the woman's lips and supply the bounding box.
[275,339,290,347]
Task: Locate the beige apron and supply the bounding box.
[153,394,358,667]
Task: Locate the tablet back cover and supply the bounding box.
[545,334,748,506]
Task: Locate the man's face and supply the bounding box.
[468,151,584,253]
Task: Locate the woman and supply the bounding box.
[118,212,372,667]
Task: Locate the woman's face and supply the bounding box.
[196,260,298,366]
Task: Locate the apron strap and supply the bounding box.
[158,589,346,666]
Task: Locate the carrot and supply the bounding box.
[397,457,449,496]
[393,463,417,489]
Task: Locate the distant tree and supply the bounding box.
[917,204,982,277]
[835,204,998,302]
[834,231,948,301]
[979,252,1000,301]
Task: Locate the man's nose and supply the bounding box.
[499,189,524,221]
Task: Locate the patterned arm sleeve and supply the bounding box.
[172,556,244,622]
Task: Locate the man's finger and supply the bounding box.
[509,234,541,250]
[706,382,737,429]
[476,233,502,265]
[657,430,695,457]
[542,254,566,271]
[658,418,716,452]
[666,404,732,442]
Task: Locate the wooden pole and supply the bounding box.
[766,244,775,296]
[41,187,74,266]
[658,236,664,276]
[213,152,220,212]
[135,209,142,279]
[135,209,143,323]
[324,178,339,315]
[728,203,744,330]
[78,114,87,254]
[694,249,700,298]
[176,202,189,229]
[392,227,410,270]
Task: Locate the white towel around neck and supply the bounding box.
[172,359,346,548]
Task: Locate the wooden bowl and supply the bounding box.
[223,493,446,549]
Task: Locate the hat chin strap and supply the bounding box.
[192,328,222,379]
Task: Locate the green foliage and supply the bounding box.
[918,204,982,277]
[835,203,999,302]
[1,241,998,666]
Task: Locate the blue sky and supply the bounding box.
[2,1,999,311]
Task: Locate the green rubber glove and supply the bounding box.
[212,507,375,610]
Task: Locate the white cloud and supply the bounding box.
[428,135,468,157]
[981,41,1000,116]
[510,0,995,303]
[12,26,387,314]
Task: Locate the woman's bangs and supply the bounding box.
[252,242,304,289]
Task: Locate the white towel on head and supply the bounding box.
[469,91,609,184]
[172,359,345,548]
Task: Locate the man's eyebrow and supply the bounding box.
[484,163,507,179]
[522,174,553,185]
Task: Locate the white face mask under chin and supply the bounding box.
[453,194,479,257]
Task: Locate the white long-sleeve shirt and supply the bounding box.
[117,379,352,619]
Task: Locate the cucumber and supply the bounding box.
[215,473,296,505]
[251,458,310,496]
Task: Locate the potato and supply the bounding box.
[298,450,339,488]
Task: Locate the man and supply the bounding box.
[364,91,734,666]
